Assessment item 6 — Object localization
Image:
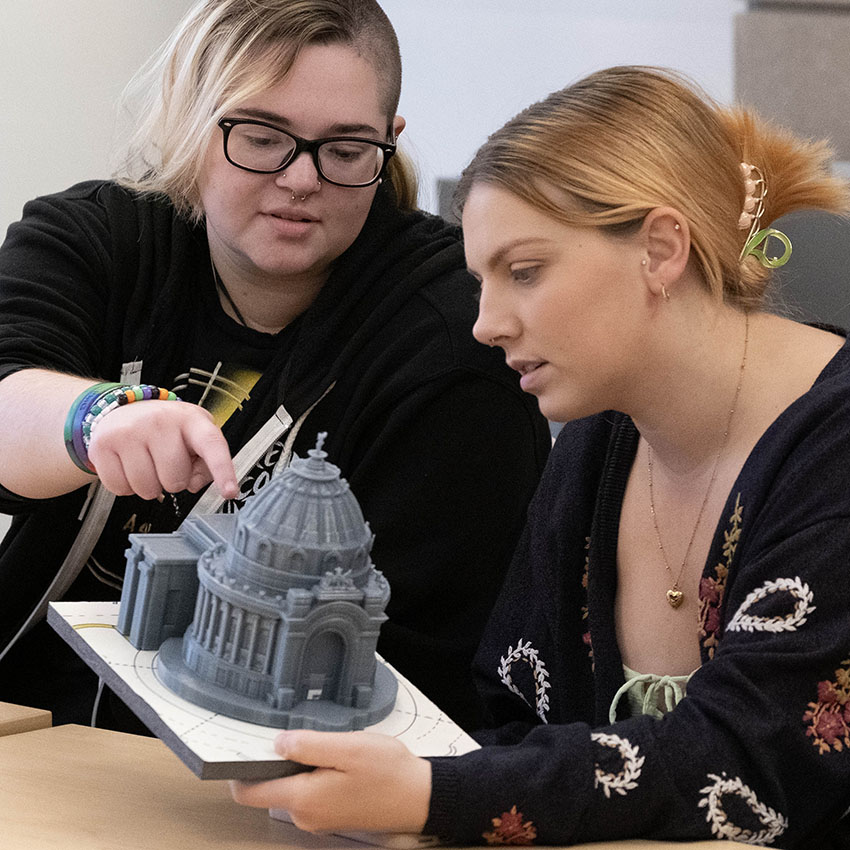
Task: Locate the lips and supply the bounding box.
[508,358,548,392]
[508,359,545,376]
[264,209,319,223]
[262,209,320,238]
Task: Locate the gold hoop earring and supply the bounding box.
[661,285,670,302]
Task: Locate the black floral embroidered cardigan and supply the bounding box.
[425,337,850,849]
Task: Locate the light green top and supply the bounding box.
[608,664,696,723]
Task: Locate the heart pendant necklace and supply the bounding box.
[647,313,748,609]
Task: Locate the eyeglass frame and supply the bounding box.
[217,117,397,188]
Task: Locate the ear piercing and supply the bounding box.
[643,259,670,301]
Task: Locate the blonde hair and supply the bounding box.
[115,0,417,220]
[455,65,850,310]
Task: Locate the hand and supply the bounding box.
[87,400,239,500]
[230,730,432,834]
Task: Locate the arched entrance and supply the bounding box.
[300,631,345,701]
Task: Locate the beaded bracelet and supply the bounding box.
[63,382,180,474]
[64,383,123,473]
[81,385,178,448]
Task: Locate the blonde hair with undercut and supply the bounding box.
[116,0,417,220]
[455,65,849,310]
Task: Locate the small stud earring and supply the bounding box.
[674,223,681,231]
[641,259,647,266]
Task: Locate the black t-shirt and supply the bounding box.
[78,275,303,603]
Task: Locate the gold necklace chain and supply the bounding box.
[647,312,749,609]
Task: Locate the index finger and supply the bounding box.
[184,419,239,499]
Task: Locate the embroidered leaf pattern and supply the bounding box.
[698,772,788,844]
[699,494,743,659]
[483,806,537,846]
[590,732,645,798]
[803,658,850,754]
[727,576,815,634]
[498,640,551,722]
[581,536,593,664]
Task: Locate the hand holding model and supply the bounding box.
[230,731,431,834]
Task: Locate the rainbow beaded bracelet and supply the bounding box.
[63,382,180,474]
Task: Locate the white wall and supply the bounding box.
[0,0,196,233]
[382,0,745,211]
[1,0,745,235]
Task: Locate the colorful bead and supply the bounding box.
[63,382,181,474]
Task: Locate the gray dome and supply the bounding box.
[224,433,374,592]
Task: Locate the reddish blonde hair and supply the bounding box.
[456,66,849,309]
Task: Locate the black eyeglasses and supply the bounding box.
[218,118,396,188]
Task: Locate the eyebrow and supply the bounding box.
[230,107,383,138]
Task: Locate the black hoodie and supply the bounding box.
[0,180,550,731]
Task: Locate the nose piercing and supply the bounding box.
[290,180,321,202]
[489,337,497,346]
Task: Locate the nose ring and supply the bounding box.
[290,180,321,203]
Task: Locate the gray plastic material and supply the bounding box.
[120,432,397,730]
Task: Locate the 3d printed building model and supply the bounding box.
[117,433,397,730]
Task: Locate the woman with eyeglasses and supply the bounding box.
[0,0,550,733]
[230,66,850,848]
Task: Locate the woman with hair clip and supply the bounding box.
[0,0,550,733]
[230,66,850,849]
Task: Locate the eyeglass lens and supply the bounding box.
[226,123,386,185]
